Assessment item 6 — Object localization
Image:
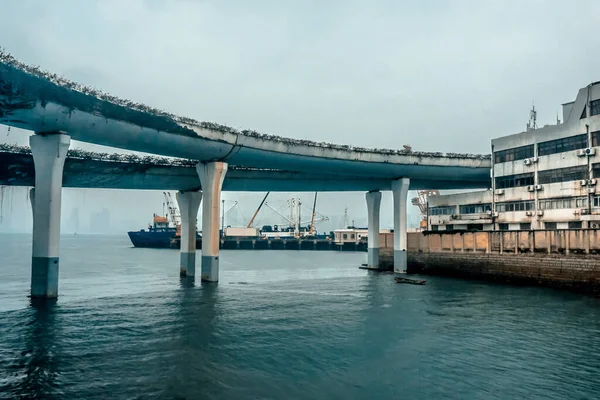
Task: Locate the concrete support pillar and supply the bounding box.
[29,133,71,298]
[392,178,410,274]
[585,230,591,254]
[197,162,228,282]
[365,190,382,269]
[176,191,202,277]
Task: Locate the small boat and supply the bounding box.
[395,277,426,285]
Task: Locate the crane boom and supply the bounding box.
[163,192,181,227]
[247,192,270,228]
[309,192,318,234]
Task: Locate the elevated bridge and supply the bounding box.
[0,50,491,298]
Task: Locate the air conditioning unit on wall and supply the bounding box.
[525,211,534,216]
[578,148,596,157]
[495,189,505,195]
[581,208,590,215]
[537,210,544,216]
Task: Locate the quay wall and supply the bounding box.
[379,231,600,294]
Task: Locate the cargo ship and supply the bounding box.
[127,192,199,248]
[127,214,201,248]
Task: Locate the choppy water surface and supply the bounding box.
[1,234,599,399]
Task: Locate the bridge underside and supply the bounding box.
[0,150,490,192]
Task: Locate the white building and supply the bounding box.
[428,82,600,231]
[333,228,392,244]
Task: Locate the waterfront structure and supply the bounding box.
[428,82,600,231]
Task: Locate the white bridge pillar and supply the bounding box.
[176,191,202,277]
[392,178,410,274]
[30,133,71,298]
[365,190,382,269]
[197,162,228,282]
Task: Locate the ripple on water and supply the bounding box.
[0,234,600,399]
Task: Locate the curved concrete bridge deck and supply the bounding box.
[0,51,491,188]
[1,144,489,192]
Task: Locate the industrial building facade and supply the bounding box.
[428,82,600,231]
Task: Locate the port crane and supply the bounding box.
[263,194,329,237]
[162,192,181,227]
[247,192,270,228]
[411,190,439,228]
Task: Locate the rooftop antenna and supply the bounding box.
[526,102,537,131]
[343,206,348,229]
[556,109,561,125]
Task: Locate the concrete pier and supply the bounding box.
[392,178,410,274]
[197,162,228,282]
[365,190,382,269]
[29,133,70,298]
[176,191,202,277]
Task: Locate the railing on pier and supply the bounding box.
[398,230,600,255]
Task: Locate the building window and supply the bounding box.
[431,225,439,231]
[467,224,483,231]
[499,223,509,231]
[593,195,600,207]
[494,145,534,164]
[495,173,535,189]
[343,234,347,239]
[568,221,582,229]
[591,99,600,117]
[581,106,587,119]
[520,223,531,230]
[538,165,588,184]
[544,222,557,229]
[537,134,587,156]
[459,204,492,214]
[350,234,355,239]
[539,197,587,210]
[429,206,457,216]
[446,224,454,231]
[592,131,600,147]
[495,200,535,212]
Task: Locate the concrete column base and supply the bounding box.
[394,250,407,274]
[201,256,219,282]
[31,257,59,298]
[367,247,380,268]
[180,252,196,277]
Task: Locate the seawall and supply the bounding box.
[379,230,600,295]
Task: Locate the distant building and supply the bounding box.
[428,82,600,231]
[90,208,111,233]
[66,207,80,233]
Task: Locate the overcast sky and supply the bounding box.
[2,0,600,234]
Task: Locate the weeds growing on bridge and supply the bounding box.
[0,49,490,161]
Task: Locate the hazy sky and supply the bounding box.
[2,0,600,234]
